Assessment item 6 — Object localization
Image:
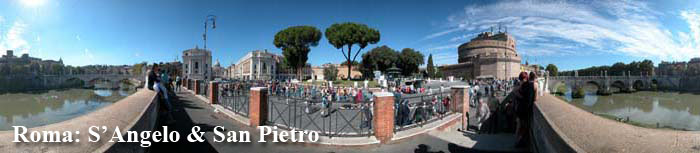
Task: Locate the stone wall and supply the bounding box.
[531,101,582,153]
[0,89,160,153]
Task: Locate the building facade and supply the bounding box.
[310,63,362,81]
[658,61,688,76]
[230,50,282,80]
[182,47,212,80]
[439,31,521,80]
[1,50,65,75]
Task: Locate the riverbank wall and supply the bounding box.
[0,75,82,92]
[0,89,161,153]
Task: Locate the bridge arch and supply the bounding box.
[584,81,601,91]
[610,80,626,90]
[633,80,645,90]
[551,81,568,94]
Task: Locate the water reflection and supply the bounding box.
[0,88,135,130]
[93,89,113,97]
[558,86,700,130]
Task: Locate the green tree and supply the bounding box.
[359,45,399,79]
[426,54,435,78]
[639,59,654,76]
[273,26,322,80]
[132,62,147,76]
[610,62,626,76]
[546,64,558,76]
[398,48,424,76]
[325,22,380,80]
[323,64,338,81]
[340,61,359,67]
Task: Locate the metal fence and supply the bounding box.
[218,82,251,117]
[198,81,209,98]
[394,91,453,132]
[267,95,374,137]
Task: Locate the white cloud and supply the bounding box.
[425,0,700,62]
[432,52,458,65]
[427,43,461,52]
[0,20,31,54]
[84,48,95,63]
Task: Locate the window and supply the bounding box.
[195,62,199,69]
[263,63,267,73]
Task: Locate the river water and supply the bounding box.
[558,87,700,131]
[0,88,135,131]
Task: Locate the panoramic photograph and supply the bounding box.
[0,0,699,152]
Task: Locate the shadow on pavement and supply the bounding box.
[149,93,219,153]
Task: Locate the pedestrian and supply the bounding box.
[515,72,534,148]
[175,75,181,92]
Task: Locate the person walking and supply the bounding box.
[515,72,536,148]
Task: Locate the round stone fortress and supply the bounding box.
[440,31,521,80]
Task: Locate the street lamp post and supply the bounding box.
[203,15,217,50]
[202,15,217,80]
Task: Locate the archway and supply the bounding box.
[584,81,601,93]
[633,80,645,91]
[552,81,568,95]
[610,80,626,93]
[651,79,659,90]
[88,78,112,89]
[63,78,85,88]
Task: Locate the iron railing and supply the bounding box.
[218,82,251,117]
[198,81,209,97]
[187,80,194,90]
[267,94,374,137]
[394,91,453,132]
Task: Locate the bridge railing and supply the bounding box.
[394,91,453,132]
[218,82,252,117]
[198,81,209,98]
[267,94,374,137]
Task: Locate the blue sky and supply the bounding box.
[0,0,699,71]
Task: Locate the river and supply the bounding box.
[558,87,700,131]
[0,88,135,131]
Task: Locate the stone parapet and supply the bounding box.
[0,89,160,152]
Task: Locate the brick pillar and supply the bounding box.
[451,85,470,130]
[209,81,219,104]
[194,80,201,94]
[184,79,189,89]
[373,92,394,143]
[249,87,268,127]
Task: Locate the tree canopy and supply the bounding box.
[398,48,424,76]
[273,26,322,79]
[560,59,654,76]
[359,45,399,79]
[323,64,338,81]
[546,64,558,76]
[325,22,380,80]
[426,54,435,78]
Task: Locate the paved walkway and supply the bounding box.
[535,94,700,152]
[149,91,527,153]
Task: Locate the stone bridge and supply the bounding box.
[41,74,143,87]
[546,75,681,94]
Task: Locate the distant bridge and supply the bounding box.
[41,74,143,87]
[546,75,681,94]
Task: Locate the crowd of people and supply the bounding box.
[144,63,180,125]
[147,65,540,147]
